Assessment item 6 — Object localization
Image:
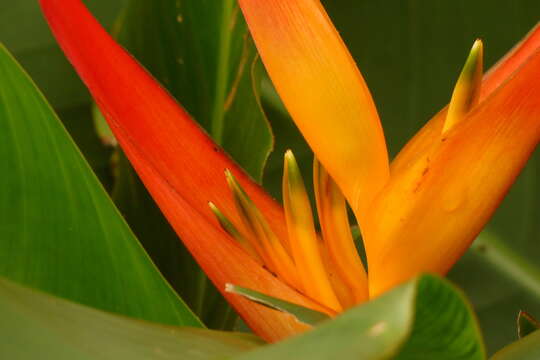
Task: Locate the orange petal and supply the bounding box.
[366,48,540,297]
[313,158,368,303]
[283,151,341,311]
[39,0,319,341]
[238,0,389,224]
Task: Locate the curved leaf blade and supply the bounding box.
[226,284,331,326]
[0,44,200,327]
[0,276,261,360]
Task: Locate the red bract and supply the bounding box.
[39,0,322,342]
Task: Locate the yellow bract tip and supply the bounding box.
[284,150,305,197]
[443,39,484,134]
[283,152,342,311]
[225,169,300,288]
[209,201,263,263]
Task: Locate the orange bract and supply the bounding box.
[366,49,540,296]
[238,0,390,226]
[240,0,539,300]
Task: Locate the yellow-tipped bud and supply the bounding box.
[443,39,484,134]
[208,202,262,262]
[225,170,300,288]
[283,151,342,311]
[366,48,540,297]
[209,201,242,239]
[313,159,368,304]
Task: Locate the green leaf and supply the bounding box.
[491,332,540,360]
[234,274,485,360]
[0,44,201,327]
[226,284,331,326]
[0,276,262,360]
[0,0,126,190]
[518,311,540,339]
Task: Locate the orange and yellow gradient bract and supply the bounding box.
[238,0,539,303]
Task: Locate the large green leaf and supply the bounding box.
[0,276,262,360]
[234,274,485,360]
[0,0,126,189]
[0,44,200,327]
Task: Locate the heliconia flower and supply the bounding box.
[39,0,539,343]
[237,0,540,299]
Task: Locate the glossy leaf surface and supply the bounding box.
[0,276,261,360]
[0,0,125,186]
[0,45,200,327]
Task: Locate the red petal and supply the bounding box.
[39,0,317,341]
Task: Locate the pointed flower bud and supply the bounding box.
[313,158,368,303]
[443,39,484,134]
[283,151,342,311]
[366,49,540,297]
[225,170,300,289]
